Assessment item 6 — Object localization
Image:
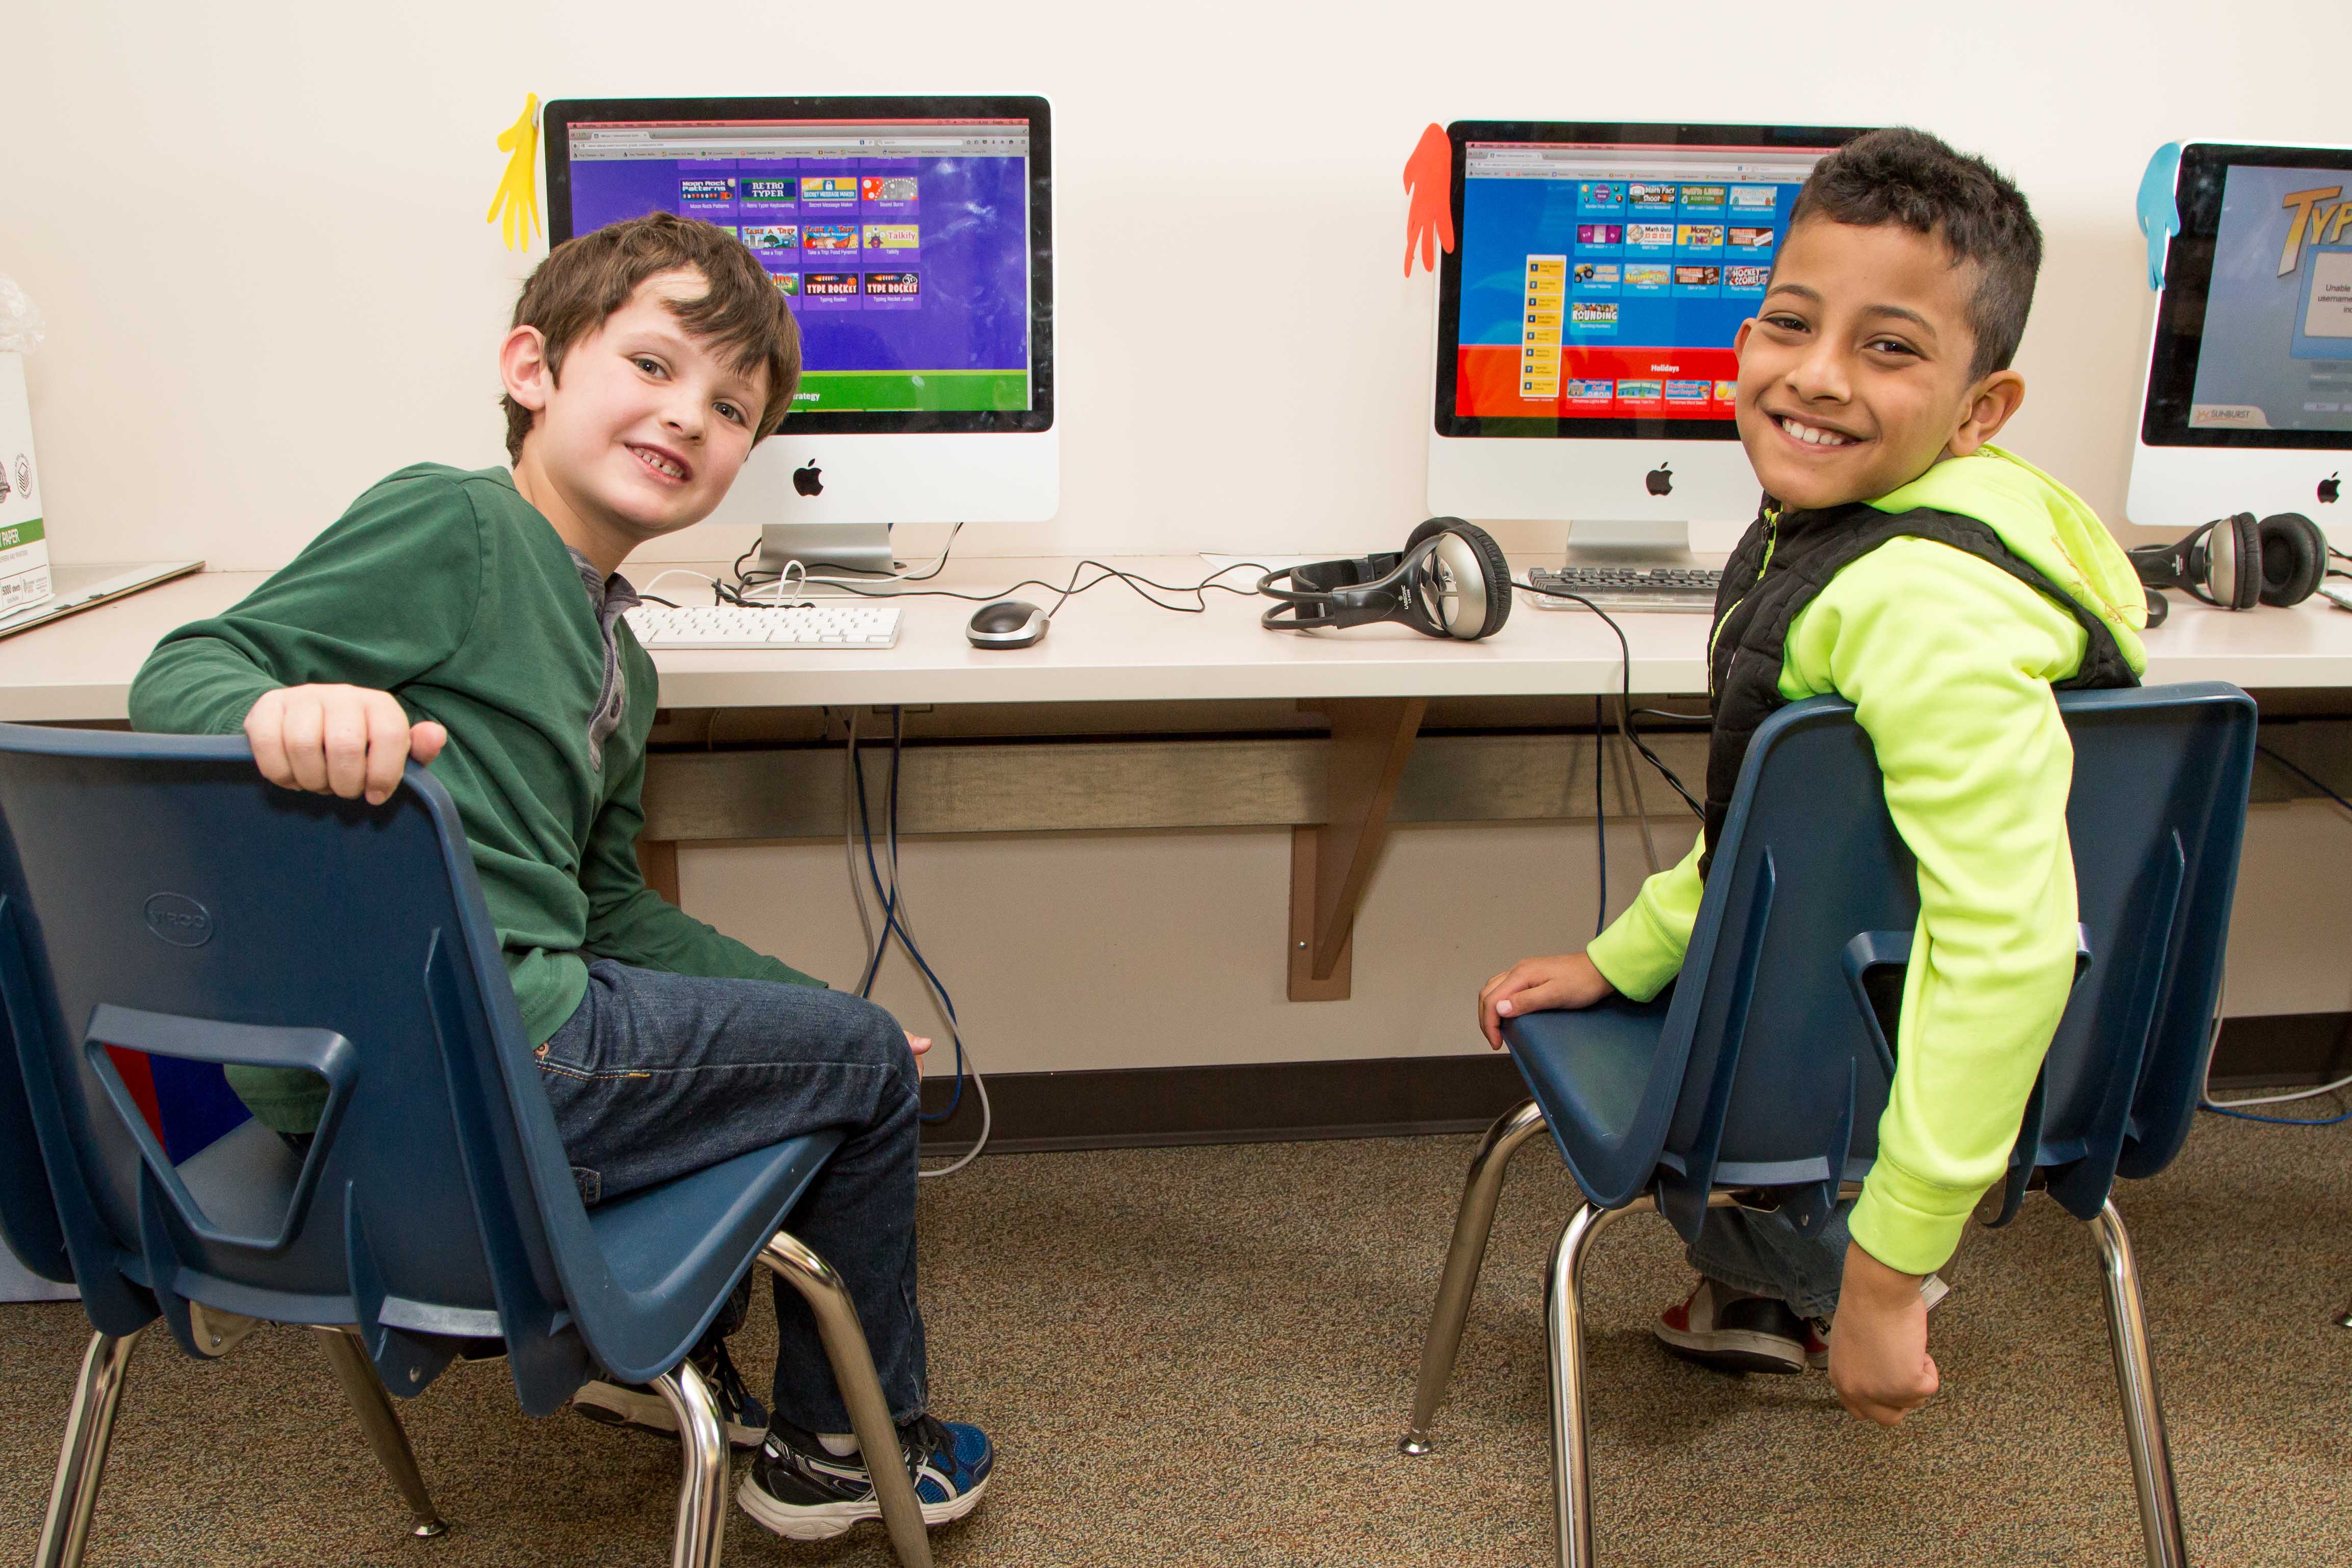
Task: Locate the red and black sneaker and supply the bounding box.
[1654,1278,1809,1374]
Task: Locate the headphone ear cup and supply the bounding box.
[1452,522,1514,639]
[1405,516,1468,552]
[2257,511,2326,606]
[2211,511,2261,609]
[1404,517,1512,639]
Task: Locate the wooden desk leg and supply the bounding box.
[639,837,682,908]
[1289,697,1427,1001]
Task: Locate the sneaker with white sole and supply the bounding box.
[1654,1277,1810,1374]
[570,1339,770,1451]
[737,1413,993,1541]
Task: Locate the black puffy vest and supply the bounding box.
[1697,499,2139,878]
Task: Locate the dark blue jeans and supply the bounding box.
[535,959,928,1432]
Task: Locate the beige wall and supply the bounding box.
[676,798,2342,1079]
[11,1,2347,1076]
[11,1,2352,569]
[682,818,1704,1076]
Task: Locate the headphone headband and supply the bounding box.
[1258,520,1512,640]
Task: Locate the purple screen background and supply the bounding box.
[568,145,1031,374]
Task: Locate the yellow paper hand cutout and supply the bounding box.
[487,93,542,251]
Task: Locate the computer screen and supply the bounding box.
[2129,142,2352,532]
[545,97,1050,432]
[2182,164,2352,435]
[1438,133,1847,439]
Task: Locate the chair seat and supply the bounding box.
[161,1119,843,1388]
[1504,994,1672,1206]
[590,1129,845,1299]
[574,1128,847,1384]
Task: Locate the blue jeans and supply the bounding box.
[1685,1200,1855,1320]
[535,960,928,1432]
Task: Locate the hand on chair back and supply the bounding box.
[1476,953,1617,1049]
[244,684,448,806]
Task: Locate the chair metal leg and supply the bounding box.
[1544,1199,1638,1568]
[652,1359,729,1568]
[2092,1200,2189,1568]
[35,1329,141,1568]
[1543,1190,1743,1568]
[312,1326,449,1539]
[759,1229,935,1568]
[1400,1097,1549,1454]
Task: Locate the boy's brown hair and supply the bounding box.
[1784,127,2043,382]
[501,212,801,461]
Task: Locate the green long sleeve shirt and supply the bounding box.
[1586,447,2149,1277]
[128,464,823,1132]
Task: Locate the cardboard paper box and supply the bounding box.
[0,352,50,619]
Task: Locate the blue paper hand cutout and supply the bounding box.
[2137,142,2182,292]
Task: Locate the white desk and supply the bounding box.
[11,557,2352,1000]
[15,554,2352,722]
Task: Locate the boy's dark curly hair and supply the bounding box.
[1787,127,2043,381]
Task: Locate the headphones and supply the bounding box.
[1258,518,1513,640]
[2129,510,2327,626]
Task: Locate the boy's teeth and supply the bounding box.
[1779,417,1853,448]
[636,448,683,477]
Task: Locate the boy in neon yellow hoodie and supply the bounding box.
[1475,128,2150,1427]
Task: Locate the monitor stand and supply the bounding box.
[1558,516,1708,570]
[756,521,896,577]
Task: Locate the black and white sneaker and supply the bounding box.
[570,1339,770,1451]
[1654,1277,1810,1374]
[738,1413,994,1541]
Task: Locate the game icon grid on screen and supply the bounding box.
[1447,138,1836,433]
[553,109,1038,420]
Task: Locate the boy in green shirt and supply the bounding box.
[1475,129,2148,1426]
[131,213,991,1540]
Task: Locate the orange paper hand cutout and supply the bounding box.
[1402,122,1454,276]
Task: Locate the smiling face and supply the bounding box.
[1732,218,2025,511]
[502,267,770,552]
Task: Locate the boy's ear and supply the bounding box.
[1948,368,2026,458]
[500,324,554,415]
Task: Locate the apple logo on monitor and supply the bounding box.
[792,461,825,498]
[2321,472,2340,505]
[1645,462,1674,497]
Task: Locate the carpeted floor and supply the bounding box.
[4,1112,2350,1566]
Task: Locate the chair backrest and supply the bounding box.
[0,727,631,1414]
[1621,684,2254,1241]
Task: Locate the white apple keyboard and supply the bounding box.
[624,603,903,650]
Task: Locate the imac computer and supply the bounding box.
[545,95,1056,574]
[2130,141,2352,540]
[1430,121,1867,569]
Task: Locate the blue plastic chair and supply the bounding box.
[1399,683,2256,1568]
[0,726,934,1568]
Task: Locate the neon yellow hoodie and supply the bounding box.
[1584,446,2149,1275]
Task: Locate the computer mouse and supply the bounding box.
[966,599,1050,649]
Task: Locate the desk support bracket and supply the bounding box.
[640,838,682,908]
[1289,697,1427,1001]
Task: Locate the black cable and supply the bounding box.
[730,523,966,600]
[638,594,681,609]
[1512,579,1704,818]
[850,707,969,1123]
[737,556,1272,616]
[1593,696,1607,937]
[2257,742,2352,818]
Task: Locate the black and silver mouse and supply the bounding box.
[966,599,1049,650]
